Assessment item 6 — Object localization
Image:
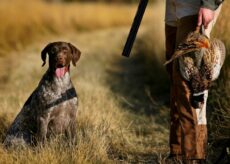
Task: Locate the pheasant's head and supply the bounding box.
[185,32,210,49]
[164,29,211,66]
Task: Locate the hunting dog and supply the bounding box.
[4,42,81,147]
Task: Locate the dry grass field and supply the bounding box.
[0,0,153,55]
[0,0,229,163]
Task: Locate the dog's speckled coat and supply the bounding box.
[4,42,81,147]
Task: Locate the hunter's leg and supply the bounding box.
[174,15,207,159]
[165,0,183,159]
[165,24,183,157]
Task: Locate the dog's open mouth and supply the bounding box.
[55,66,68,78]
[56,64,65,68]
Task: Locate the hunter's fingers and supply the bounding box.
[203,21,208,29]
[197,12,203,27]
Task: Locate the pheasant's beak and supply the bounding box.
[194,38,210,49]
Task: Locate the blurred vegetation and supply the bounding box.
[44,0,161,4]
[209,1,230,140]
[45,0,139,3]
[207,3,230,161]
[0,0,151,55]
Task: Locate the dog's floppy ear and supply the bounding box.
[41,43,52,67]
[68,43,81,67]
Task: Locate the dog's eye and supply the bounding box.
[63,50,68,55]
[50,49,56,55]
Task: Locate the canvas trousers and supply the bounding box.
[165,1,221,159]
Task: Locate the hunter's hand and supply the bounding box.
[198,7,215,29]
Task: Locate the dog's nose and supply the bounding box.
[57,57,64,63]
[57,56,63,60]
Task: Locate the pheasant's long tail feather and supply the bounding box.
[164,48,199,65]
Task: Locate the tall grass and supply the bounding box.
[0,0,152,55]
[208,2,230,156]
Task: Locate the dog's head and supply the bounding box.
[41,42,81,78]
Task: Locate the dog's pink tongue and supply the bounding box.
[55,68,66,78]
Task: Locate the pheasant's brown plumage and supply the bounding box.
[165,28,226,96]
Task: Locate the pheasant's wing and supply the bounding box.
[202,39,226,81]
[212,39,226,68]
[164,31,207,65]
[179,56,196,81]
[178,52,200,81]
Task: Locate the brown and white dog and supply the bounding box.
[4,42,81,147]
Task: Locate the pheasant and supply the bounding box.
[165,27,226,108]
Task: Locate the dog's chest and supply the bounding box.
[36,72,77,111]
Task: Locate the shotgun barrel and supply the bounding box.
[122,0,149,57]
